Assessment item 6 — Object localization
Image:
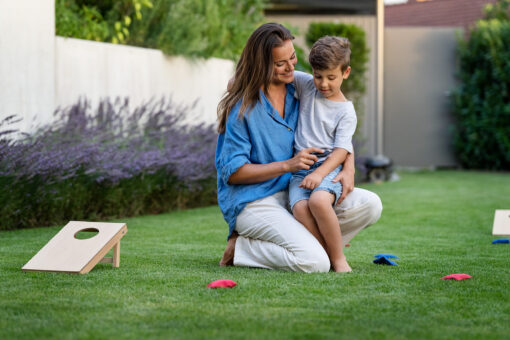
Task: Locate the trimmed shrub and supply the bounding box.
[0,98,217,230]
[452,18,510,170]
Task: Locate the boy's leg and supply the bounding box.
[292,200,327,250]
[334,188,383,246]
[309,190,351,272]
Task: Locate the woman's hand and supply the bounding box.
[332,167,354,205]
[286,147,323,173]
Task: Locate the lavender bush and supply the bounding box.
[0,98,217,230]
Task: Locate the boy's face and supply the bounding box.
[312,65,351,100]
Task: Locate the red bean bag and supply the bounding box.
[207,279,237,288]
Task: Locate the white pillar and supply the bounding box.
[376,0,385,156]
[0,0,55,133]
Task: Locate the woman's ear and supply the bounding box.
[343,66,351,79]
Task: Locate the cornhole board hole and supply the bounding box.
[492,210,510,235]
[22,221,127,274]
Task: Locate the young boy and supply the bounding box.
[290,36,357,272]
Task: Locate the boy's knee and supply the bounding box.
[308,191,333,214]
[292,200,309,216]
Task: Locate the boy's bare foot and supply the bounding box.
[332,256,352,273]
[219,232,238,266]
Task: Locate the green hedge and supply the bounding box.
[452,18,510,170]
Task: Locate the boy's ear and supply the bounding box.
[343,66,351,79]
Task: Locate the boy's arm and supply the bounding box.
[299,148,348,189]
[293,71,313,98]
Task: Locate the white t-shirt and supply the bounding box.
[293,71,357,160]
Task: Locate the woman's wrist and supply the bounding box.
[281,159,291,173]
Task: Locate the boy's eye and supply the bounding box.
[328,76,336,80]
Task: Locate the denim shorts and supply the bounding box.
[289,161,343,211]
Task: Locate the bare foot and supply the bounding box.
[219,232,238,266]
[332,256,352,273]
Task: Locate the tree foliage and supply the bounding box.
[56,0,153,44]
[55,0,267,60]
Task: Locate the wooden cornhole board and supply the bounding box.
[492,210,510,235]
[22,221,127,274]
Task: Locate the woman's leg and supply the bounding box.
[233,191,330,273]
[308,191,351,273]
[334,188,383,245]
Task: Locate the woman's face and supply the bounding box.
[271,39,297,85]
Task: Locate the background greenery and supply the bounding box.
[1,170,509,339]
[55,0,154,44]
[55,0,267,59]
[0,98,217,231]
[452,0,510,170]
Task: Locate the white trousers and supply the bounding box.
[234,188,382,273]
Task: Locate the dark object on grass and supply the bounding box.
[207,279,237,289]
[374,254,399,259]
[492,238,510,244]
[373,254,399,266]
[441,274,472,281]
[357,155,393,183]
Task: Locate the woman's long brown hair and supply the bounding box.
[217,23,294,133]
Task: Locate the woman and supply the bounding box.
[215,23,382,272]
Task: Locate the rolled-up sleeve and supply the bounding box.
[217,112,252,184]
[334,110,357,154]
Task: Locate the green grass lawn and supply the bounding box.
[1,170,510,339]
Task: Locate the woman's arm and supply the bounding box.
[229,147,323,184]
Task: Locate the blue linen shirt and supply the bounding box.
[215,83,299,238]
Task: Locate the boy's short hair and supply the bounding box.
[309,36,351,72]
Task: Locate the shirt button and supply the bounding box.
[288,128,291,131]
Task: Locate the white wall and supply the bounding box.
[0,0,55,132]
[55,37,234,126]
[384,27,458,167]
[0,0,234,133]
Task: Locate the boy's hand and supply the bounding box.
[299,172,323,190]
